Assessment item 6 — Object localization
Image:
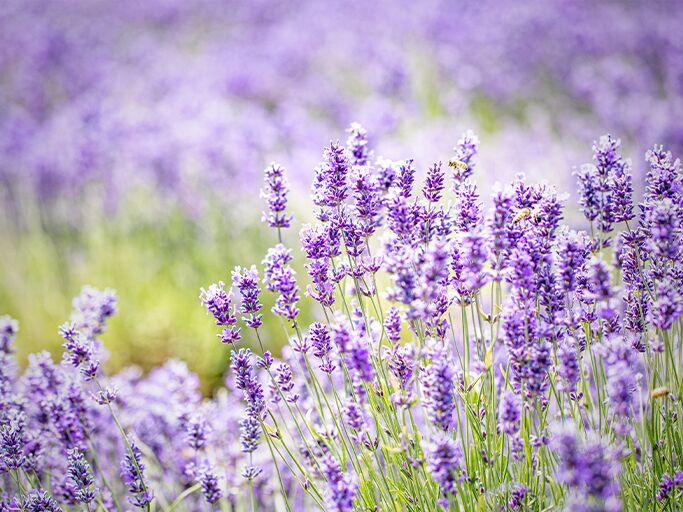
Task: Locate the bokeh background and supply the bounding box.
[2,0,682,391]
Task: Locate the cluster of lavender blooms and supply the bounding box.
[1,290,295,511]
[198,123,683,511]
[2,0,682,224]
[2,122,683,511]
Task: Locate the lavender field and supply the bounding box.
[1,0,683,510]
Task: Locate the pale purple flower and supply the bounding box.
[422,161,445,203]
[120,443,153,509]
[200,282,241,344]
[557,338,580,396]
[346,122,371,167]
[451,130,479,186]
[383,306,402,344]
[498,391,521,435]
[421,339,456,431]
[425,433,465,507]
[551,425,621,511]
[261,162,293,230]
[263,245,300,321]
[232,265,263,329]
[321,453,357,512]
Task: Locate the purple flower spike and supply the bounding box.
[422,161,445,203]
[421,339,456,431]
[383,306,402,344]
[308,322,335,374]
[120,443,153,509]
[200,281,241,343]
[239,415,261,453]
[300,225,335,307]
[263,245,300,321]
[395,159,416,198]
[321,453,357,512]
[425,433,465,506]
[451,130,479,186]
[199,466,223,504]
[313,141,350,210]
[261,162,293,230]
[577,134,633,235]
[184,414,209,451]
[453,179,482,233]
[199,281,236,326]
[0,420,26,470]
[232,265,263,329]
[66,449,97,504]
[70,286,117,338]
[346,123,371,167]
[498,390,521,435]
[557,338,580,396]
[551,425,621,511]
[231,348,266,419]
[21,491,63,512]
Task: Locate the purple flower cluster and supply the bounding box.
[421,339,456,431]
[576,135,634,238]
[232,266,264,329]
[425,433,465,507]
[200,281,241,344]
[3,0,683,232]
[263,244,301,322]
[498,390,521,435]
[0,316,18,354]
[195,124,682,509]
[300,225,336,307]
[4,125,683,511]
[551,426,621,512]
[657,470,683,501]
[120,443,153,508]
[66,449,97,504]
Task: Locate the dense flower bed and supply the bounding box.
[1,0,682,220]
[2,125,682,510]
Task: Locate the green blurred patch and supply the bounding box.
[0,188,313,393]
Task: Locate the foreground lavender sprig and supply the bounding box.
[120,443,153,508]
[66,449,98,505]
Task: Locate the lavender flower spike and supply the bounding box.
[199,281,241,344]
[421,339,456,431]
[232,265,263,329]
[498,390,521,435]
[261,162,293,232]
[346,122,371,166]
[199,466,223,504]
[321,453,357,512]
[66,448,97,504]
[425,433,465,508]
[263,245,300,321]
[451,130,479,186]
[120,443,153,509]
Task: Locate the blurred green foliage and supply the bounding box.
[0,188,316,393]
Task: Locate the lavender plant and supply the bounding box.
[1,125,682,511]
[198,125,683,511]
